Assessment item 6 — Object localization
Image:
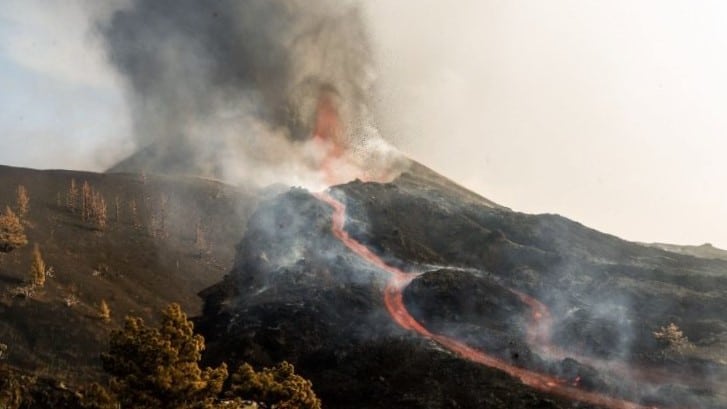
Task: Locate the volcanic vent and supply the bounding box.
[103,0,403,189]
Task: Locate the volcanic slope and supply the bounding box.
[199,162,727,409]
[0,164,257,381]
[643,242,727,262]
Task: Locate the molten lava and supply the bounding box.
[315,191,661,409]
[512,290,556,353]
[312,89,346,184]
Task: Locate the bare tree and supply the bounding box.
[92,191,108,230]
[29,244,47,288]
[67,179,79,212]
[82,181,92,221]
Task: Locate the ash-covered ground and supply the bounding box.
[198,162,727,409]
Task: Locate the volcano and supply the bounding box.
[5,88,726,407]
[1,157,727,408]
[176,85,727,409]
[5,1,727,407]
[192,159,727,409]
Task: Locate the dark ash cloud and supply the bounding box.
[100,0,396,186]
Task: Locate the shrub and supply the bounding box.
[99,303,321,408]
[229,361,321,409]
[0,206,27,253]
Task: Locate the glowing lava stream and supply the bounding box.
[315,191,660,409]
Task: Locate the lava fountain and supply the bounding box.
[314,191,662,409]
[311,88,346,185]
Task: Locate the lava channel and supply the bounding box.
[315,191,662,409]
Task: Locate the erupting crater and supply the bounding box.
[311,88,347,185]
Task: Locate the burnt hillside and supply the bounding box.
[0,165,257,381]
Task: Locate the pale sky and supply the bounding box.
[1,1,726,249]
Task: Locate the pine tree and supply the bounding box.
[101,303,228,409]
[16,185,29,219]
[0,206,28,253]
[28,244,46,288]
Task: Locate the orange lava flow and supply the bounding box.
[512,290,557,354]
[315,191,660,409]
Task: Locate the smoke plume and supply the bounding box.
[100,0,404,188]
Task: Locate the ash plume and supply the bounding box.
[100,0,403,187]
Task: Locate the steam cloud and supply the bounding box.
[100,0,404,188]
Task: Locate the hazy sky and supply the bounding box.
[1,1,726,248]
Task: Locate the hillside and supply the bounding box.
[1,162,726,408]
[0,165,257,381]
